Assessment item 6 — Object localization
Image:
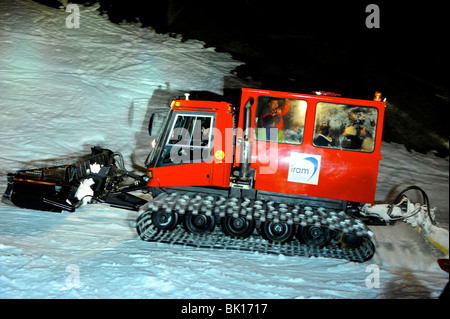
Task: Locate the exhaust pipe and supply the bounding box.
[239,98,254,181]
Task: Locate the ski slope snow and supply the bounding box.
[0,0,448,300]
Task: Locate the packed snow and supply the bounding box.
[0,0,448,300]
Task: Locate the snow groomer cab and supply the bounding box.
[145,88,386,207]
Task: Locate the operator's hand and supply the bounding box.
[284,99,290,109]
[276,99,290,114]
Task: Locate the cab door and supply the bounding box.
[151,111,216,187]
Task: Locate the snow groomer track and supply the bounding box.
[136,192,376,262]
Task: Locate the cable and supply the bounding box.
[112,152,127,173]
[387,185,435,225]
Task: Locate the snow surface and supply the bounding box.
[0,0,448,299]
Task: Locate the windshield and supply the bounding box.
[145,108,172,167]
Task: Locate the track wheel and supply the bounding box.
[152,211,179,231]
[341,233,363,249]
[341,234,376,262]
[221,216,255,238]
[260,221,294,243]
[297,225,331,247]
[183,214,215,234]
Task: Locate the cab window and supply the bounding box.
[254,96,307,144]
[161,113,214,165]
[313,102,378,152]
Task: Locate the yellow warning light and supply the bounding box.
[374,92,382,101]
[170,101,181,108]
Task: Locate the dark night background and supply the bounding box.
[35,0,449,157]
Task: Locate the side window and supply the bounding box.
[313,102,378,152]
[255,96,307,144]
[161,113,214,165]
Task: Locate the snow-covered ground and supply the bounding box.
[0,0,448,300]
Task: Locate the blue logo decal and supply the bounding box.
[304,157,319,181]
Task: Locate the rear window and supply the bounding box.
[313,102,378,152]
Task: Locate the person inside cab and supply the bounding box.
[258,115,284,142]
[259,98,290,130]
[313,123,333,147]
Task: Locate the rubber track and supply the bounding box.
[136,192,376,262]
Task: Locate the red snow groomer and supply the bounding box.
[136,88,387,261]
[4,88,396,262]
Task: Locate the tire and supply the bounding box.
[297,225,331,247]
[151,210,179,231]
[183,214,215,234]
[260,221,294,243]
[221,216,255,238]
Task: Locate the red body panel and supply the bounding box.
[147,100,234,189]
[235,88,386,204]
[147,88,386,205]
